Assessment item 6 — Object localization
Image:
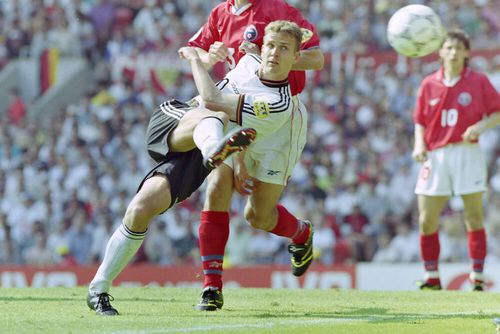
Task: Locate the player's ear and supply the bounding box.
[293,50,300,64]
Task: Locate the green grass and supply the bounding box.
[0,287,499,333]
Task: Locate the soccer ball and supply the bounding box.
[387,4,444,57]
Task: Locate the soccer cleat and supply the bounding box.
[493,318,500,334]
[195,287,224,311]
[470,272,485,291]
[203,127,257,170]
[288,220,314,277]
[87,292,119,316]
[416,280,442,291]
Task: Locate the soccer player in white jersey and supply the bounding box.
[187,20,315,311]
[413,29,500,291]
[86,20,304,315]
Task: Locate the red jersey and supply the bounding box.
[188,0,320,96]
[413,67,500,151]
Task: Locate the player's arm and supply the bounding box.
[179,46,239,118]
[287,6,324,71]
[292,48,324,71]
[462,111,500,142]
[412,123,428,162]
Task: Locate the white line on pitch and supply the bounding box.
[108,318,366,334]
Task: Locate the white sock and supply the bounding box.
[424,271,440,280]
[89,224,146,295]
[192,116,224,158]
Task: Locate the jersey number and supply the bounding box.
[226,48,236,70]
[440,108,458,127]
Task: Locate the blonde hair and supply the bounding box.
[264,20,303,52]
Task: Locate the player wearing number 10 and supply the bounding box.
[412,29,500,291]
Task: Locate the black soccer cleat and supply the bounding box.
[471,280,485,291]
[288,220,314,277]
[470,272,485,291]
[416,280,442,291]
[203,127,257,170]
[87,292,119,316]
[195,287,224,311]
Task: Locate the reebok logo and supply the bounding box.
[267,170,281,176]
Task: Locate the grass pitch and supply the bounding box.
[0,287,498,333]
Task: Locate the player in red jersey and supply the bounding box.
[412,30,500,291]
[188,0,323,95]
[188,0,324,311]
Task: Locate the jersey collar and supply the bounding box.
[435,67,471,87]
[229,0,255,15]
[257,72,289,88]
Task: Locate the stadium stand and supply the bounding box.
[0,0,499,267]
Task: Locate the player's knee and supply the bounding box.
[464,210,484,229]
[418,211,439,234]
[123,199,157,231]
[244,206,269,230]
[204,169,232,210]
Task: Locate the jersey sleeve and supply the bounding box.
[286,6,321,50]
[481,74,500,115]
[188,10,220,50]
[413,82,427,126]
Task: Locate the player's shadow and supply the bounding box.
[225,306,491,324]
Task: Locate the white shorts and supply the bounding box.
[224,96,308,185]
[414,143,487,196]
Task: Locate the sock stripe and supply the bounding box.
[200,116,224,126]
[119,224,146,240]
[201,255,224,261]
[203,270,223,275]
[122,223,147,236]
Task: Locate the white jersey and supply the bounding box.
[218,54,308,186]
[216,54,293,139]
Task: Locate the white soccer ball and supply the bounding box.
[387,4,445,57]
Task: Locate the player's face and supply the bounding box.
[439,38,469,72]
[260,31,299,80]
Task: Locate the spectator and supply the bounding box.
[7,87,26,126]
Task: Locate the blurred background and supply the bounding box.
[0,0,499,278]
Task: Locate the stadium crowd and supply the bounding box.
[0,0,499,268]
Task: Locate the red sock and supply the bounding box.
[420,232,440,272]
[270,205,309,244]
[468,229,486,274]
[199,211,229,291]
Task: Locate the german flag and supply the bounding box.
[40,48,59,94]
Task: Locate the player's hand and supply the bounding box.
[208,42,230,63]
[412,146,428,163]
[239,41,260,55]
[233,158,258,195]
[178,47,200,61]
[462,125,481,142]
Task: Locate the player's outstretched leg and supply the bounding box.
[87,292,119,316]
[195,286,224,311]
[287,220,314,277]
[203,127,256,169]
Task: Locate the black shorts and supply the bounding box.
[146,99,189,162]
[140,99,210,210]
